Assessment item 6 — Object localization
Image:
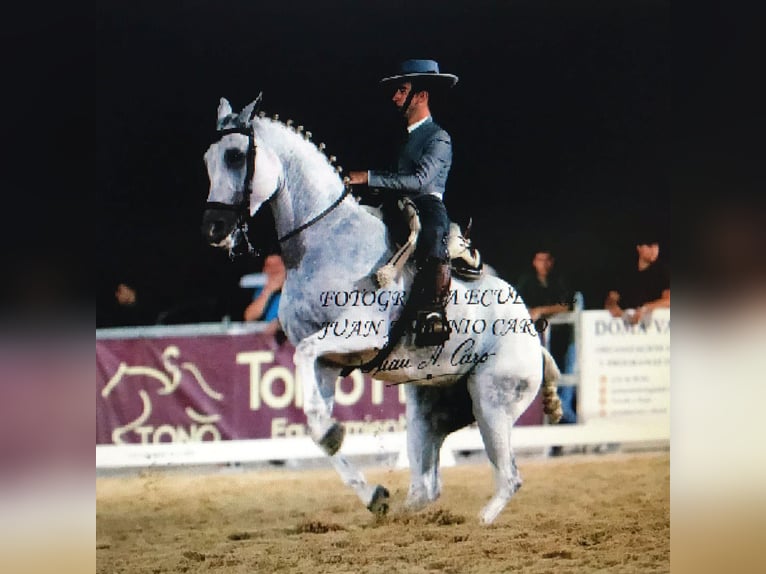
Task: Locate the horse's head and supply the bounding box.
[201,95,283,255]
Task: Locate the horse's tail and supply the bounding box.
[541,347,563,424]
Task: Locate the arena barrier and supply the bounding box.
[96,309,669,469]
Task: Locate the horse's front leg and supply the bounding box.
[293,332,389,513]
[293,333,354,453]
[294,348,343,455]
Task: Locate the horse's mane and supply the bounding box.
[248,112,352,220]
[253,112,343,191]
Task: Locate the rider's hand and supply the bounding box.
[347,171,369,185]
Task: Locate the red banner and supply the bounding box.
[97,331,542,445]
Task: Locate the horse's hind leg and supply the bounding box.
[467,371,532,525]
[403,384,447,511]
[404,380,476,512]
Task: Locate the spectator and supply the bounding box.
[243,253,285,337]
[97,277,159,328]
[516,249,573,324]
[605,232,670,325]
[516,248,578,455]
[596,231,669,456]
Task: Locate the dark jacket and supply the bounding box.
[368,118,452,200]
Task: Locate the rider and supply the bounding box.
[348,59,458,347]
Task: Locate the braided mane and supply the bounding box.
[254,110,348,187]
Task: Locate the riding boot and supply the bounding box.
[414,259,452,347]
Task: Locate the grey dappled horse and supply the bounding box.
[201,97,562,524]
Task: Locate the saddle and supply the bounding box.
[362,195,484,287]
[447,221,483,280]
[340,196,483,374]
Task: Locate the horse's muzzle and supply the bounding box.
[201,207,239,245]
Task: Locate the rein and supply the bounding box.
[276,184,351,243]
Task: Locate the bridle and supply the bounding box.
[205,124,257,256]
[206,121,352,253]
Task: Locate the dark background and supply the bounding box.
[94,0,670,324]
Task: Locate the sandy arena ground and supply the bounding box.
[97,451,669,573]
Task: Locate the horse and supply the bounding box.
[201,96,562,525]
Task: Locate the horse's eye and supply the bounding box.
[224,148,246,168]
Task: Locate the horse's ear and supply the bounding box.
[217,98,233,122]
[239,92,263,125]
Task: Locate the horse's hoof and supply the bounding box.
[367,485,390,515]
[318,421,345,456]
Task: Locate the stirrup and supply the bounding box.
[451,256,483,280]
[414,310,451,347]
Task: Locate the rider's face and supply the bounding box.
[391,82,412,110]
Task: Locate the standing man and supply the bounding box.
[348,59,458,346]
[516,249,573,325]
[517,248,578,441]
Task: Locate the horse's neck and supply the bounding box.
[255,119,385,264]
[273,181,388,268]
[269,174,348,245]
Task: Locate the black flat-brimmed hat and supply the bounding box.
[379,59,459,88]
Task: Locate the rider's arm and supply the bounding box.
[368,132,451,195]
